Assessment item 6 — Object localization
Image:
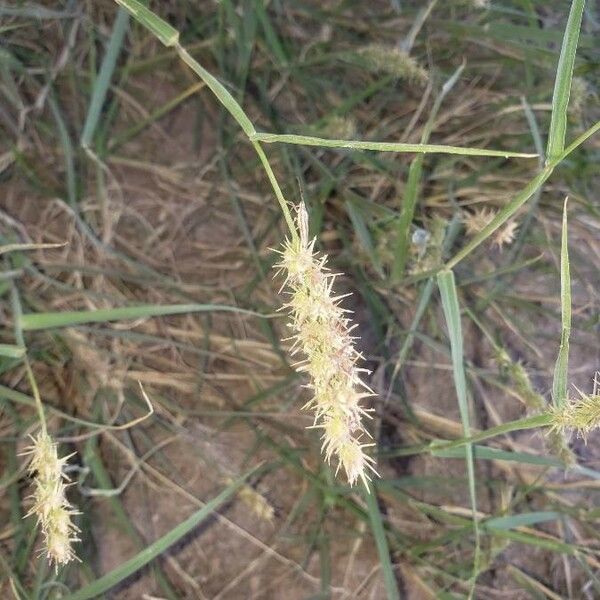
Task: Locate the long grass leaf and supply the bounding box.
[432,444,563,468]
[251,132,537,158]
[81,7,130,148]
[552,199,571,407]
[436,270,480,597]
[546,0,586,161]
[20,304,266,330]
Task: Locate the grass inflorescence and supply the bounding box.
[24,433,79,567]
[1,0,600,598]
[277,202,377,487]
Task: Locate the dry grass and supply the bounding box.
[1,1,600,598]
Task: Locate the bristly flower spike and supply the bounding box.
[548,373,600,441]
[24,432,80,568]
[276,202,378,488]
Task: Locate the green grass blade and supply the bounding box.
[250,132,537,158]
[48,94,77,205]
[436,269,480,597]
[552,199,571,407]
[81,7,130,148]
[483,511,561,531]
[0,344,25,358]
[0,242,65,255]
[176,46,256,137]
[546,0,586,161]
[63,469,255,600]
[446,118,600,268]
[365,483,401,600]
[20,303,266,330]
[426,413,554,456]
[115,0,178,46]
[394,156,424,280]
[432,444,563,468]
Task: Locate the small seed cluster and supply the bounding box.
[549,389,600,440]
[277,203,377,488]
[26,432,79,567]
[358,44,428,85]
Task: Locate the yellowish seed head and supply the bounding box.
[276,202,378,489]
[25,433,79,567]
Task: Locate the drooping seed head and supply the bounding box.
[276,202,378,489]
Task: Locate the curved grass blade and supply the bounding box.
[20,303,267,331]
[436,270,480,598]
[63,469,255,600]
[552,199,571,407]
[546,0,586,162]
[250,132,537,158]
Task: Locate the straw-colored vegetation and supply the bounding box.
[1,1,599,598]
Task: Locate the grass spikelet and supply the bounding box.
[358,44,428,84]
[493,220,519,249]
[25,432,79,568]
[463,207,496,237]
[495,349,545,412]
[319,115,357,140]
[463,208,517,249]
[276,202,378,488]
[548,378,600,441]
[227,478,275,522]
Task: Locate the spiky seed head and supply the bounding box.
[494,221,519,249]
[276,202,377,489]
[24,433,79,568]
[548,388,600,441]
[358,44,428,84]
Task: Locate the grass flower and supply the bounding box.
[549,382,600,441]
[358,44,428,85]
[276,203,378,488]
[25,432,79,567]
[463,208,518,250]
[495,349,545,412]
